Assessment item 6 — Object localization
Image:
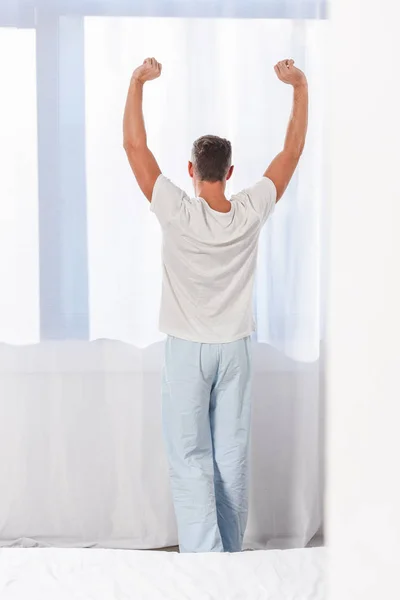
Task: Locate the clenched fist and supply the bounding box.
[274,59,307,88]
[131,57,162,84]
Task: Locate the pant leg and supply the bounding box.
[210,336,252,553]
[162,336,223,553]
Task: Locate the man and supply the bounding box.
[123,57,308,553]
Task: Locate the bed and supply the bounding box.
[0,547,325,599]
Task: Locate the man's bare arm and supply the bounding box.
[264,60,308,202]
[123,57,162,202]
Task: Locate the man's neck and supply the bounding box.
[195,181,230,212]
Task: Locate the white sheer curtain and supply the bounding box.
[0,2,326,550]
[85,17,327,361]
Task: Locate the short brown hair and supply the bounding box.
[191,135,232,182]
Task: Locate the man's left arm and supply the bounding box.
[123,57,162,202]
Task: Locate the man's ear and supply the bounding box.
[226,165,234,181]
[188,161,194,178]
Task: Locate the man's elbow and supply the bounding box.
[123,138,147,154]
[285,144,304,162]
[297,141,306,158]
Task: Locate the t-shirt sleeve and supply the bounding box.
[150,174,186,228]
[239,177,277,225]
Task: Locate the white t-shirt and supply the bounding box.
[151,174,276,344]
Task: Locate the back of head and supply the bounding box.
[191,135,232,182]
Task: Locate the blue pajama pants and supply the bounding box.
[162,335,252,553]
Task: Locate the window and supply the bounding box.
[1,1,326,356]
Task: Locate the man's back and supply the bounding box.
[151,175,276,343]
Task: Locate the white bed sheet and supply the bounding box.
[0,547,325,600]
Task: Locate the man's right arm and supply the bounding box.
[123,57,162,202]
[264,60,308,202]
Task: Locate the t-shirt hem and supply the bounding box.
[159,327,254,345]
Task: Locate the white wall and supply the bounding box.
[0,341,323,550]
[327,0,400,598]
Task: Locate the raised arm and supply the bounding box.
[123,57,162,202]
[264,59,308,202]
